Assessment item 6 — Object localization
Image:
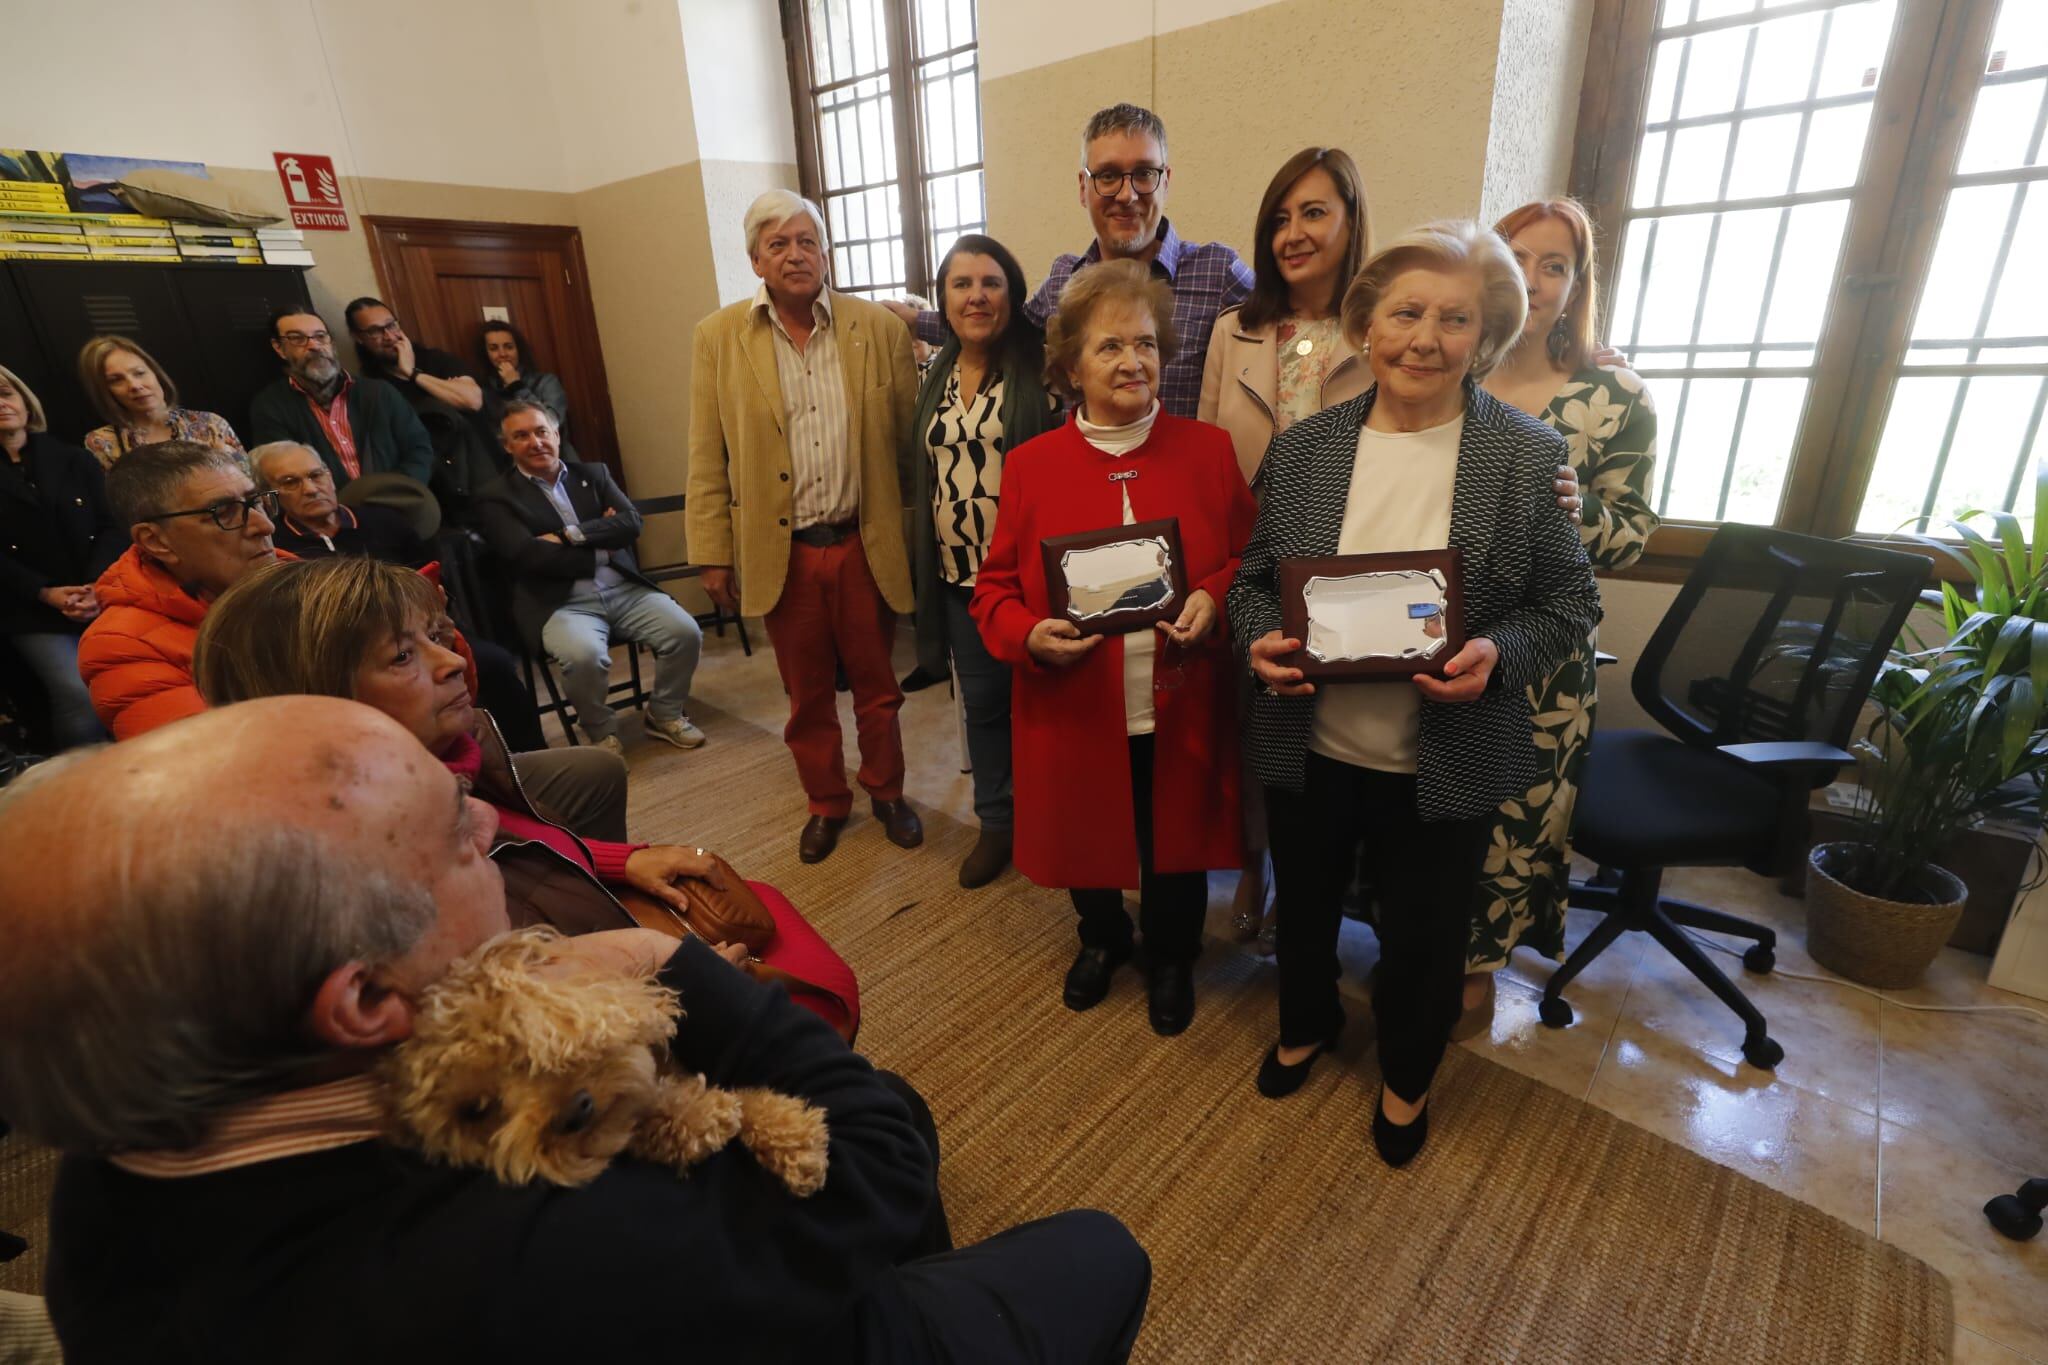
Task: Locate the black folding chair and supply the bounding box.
[634,493,752,656]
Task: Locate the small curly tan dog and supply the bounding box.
[380,927,829,1194]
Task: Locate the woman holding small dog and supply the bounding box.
[971,258,1257,1037]
[193,554,859,1036]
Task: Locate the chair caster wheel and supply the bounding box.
[1538,996,1573,1029]
[1743,944,1775,973]
[1985,1194,2043,1240]
[1742,1034,1783,1069]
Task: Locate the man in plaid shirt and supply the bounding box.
[894,102,1252,420]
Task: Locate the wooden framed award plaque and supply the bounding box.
[1040,517,1188,637]
[1277,549,1465,680]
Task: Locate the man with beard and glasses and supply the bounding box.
[248,306,435,492]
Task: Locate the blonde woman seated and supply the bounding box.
[971,258,1257,1036]
[1227,221,1600,1165]
[192,555,859,1037]
[76,335,244,471]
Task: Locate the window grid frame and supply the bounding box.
[782,0,984,304]
[1571,0,2005,578]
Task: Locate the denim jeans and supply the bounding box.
[942,582,1012,830]
[8,632,105,752]
[539,582,702,741]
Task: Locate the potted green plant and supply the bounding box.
[1807,490,2048,988]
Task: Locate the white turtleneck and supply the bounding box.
[1077,401,1162,736]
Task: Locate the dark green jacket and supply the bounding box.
[247,374,435,490]
[908,338,1059,676]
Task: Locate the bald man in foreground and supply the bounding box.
[0,699,1149,1365]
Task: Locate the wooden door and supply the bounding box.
[363,217,622,481]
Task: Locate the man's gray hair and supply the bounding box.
[104,439,246,528]
[248,440,321,486]
[1081,103,1168,163]
[0,779,437,1150]
[497,397,560,440]
[744,189,831,259]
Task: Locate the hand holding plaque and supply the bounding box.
[1039,518,1188,637]
[1277,550,1466,681]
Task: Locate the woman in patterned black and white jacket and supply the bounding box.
[1225,220,1601,1167]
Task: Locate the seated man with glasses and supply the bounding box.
[890,102,1252,419]
[248,306,436,492]
[78,440,281,739]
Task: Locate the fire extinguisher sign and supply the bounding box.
[272,153,349,230]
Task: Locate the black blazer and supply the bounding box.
[0,431,129,636]
[475,458,655,648]
[1227,382,1602,820]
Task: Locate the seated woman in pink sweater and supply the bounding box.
[191,555,858,1039]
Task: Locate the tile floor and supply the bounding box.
[636,624,2048,1361]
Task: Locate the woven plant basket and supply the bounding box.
[1805,842,1967,989]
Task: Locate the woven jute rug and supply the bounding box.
[1,700,1955,1362]
[637,702,1953,1364]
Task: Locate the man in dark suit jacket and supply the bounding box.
[476,401,703,754]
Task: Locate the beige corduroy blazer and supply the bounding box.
[1197,304,1367,487]
[686,290,919,618]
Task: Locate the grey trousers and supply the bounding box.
[540,581,703,741]
[510,746,631,842]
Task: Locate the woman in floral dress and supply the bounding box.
[1459,198,1659,1035]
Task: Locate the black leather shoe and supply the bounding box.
[1372,1089,1429,1168]
[1062,945,1130,1011]
[872,798,924,849]
[798,815,847,864]
[1255,1013,1345,1098]
[958,826,1011,888]
[1146,959,1195,1036]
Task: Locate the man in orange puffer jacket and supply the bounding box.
[80,442,282,740]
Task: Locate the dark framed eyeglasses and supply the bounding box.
[355,319,403,338]
[277,329,331,347]
[153,488,280,532]
[1086,165,1166,197]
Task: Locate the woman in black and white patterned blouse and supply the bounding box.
[906,234,1060,889]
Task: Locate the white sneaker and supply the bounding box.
[593,734,626,758]
[645,713,706,750]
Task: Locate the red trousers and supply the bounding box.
[763,533,906,818]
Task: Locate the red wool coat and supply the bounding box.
[972,413,1257,889]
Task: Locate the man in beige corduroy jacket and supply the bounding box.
[687,189,924,866]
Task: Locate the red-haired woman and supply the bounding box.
[1460,197,1659,1035]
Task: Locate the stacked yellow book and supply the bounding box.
[0,210,182,262]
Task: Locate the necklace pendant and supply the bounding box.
[1295,337,1314,356]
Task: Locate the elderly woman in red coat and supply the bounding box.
[972,259,1257,1037]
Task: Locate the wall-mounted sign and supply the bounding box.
[272,152,348,230]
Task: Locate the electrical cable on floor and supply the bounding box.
[1679,929,2048,1025]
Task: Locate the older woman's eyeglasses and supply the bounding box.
[1086,165,1165,197]
[153,489,281,532]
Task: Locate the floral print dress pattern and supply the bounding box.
[1467,363,1658,969]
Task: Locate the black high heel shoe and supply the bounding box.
[1255,1012,1345,1099]
[1371,1087,1429,1167]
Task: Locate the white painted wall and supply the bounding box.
[979,0,1291,79]
[538,0,703,193]
[3,0,795,196]
[5,0,573,191]
[680,0,800,165]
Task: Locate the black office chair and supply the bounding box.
[1548,524,1930,1069]
[633,494,753,656]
